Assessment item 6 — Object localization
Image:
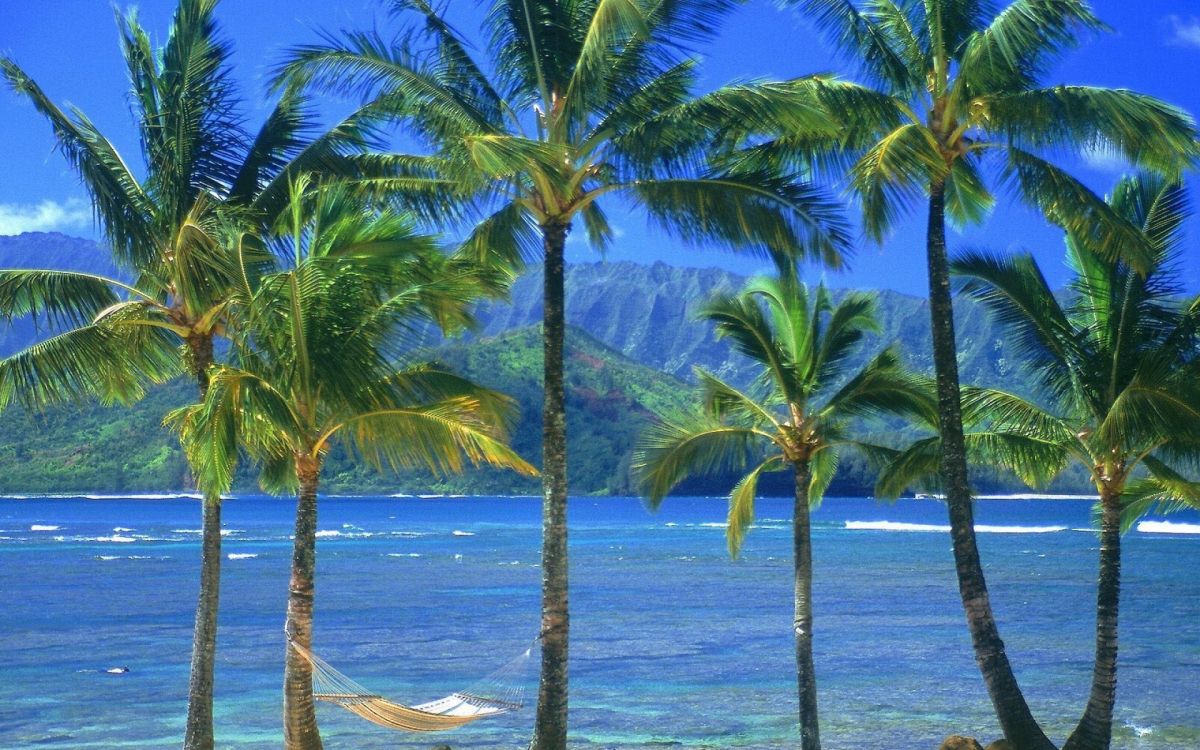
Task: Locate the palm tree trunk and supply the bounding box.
[925,182,1054,750]
[532,222,570,750]
[1062,491,1122,750]
[184,334,219,750]
[283,454,324,750]
[793,460,820,750]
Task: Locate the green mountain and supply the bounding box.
[0,232,1080,494]
[0,325,696,495]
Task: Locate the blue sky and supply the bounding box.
[2,0,1199,294]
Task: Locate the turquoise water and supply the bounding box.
[1,495,1198,749]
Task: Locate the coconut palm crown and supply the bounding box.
[276,3,867,746]
[635,274,933,750]
[766,2,1200,746]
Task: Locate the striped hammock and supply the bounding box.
[288,637,532,732]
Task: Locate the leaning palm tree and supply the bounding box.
[170,179,536,750]
[877,175,1200,750]
[634,274,933,750]
[0,2,439,746]
[277,3,859,746]
[773,3,1199,745]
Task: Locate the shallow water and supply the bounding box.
[1,495,1197,749]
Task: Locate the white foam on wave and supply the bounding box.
[315,530,341,538]
[227,553,258,560]
[95,535,137,543]
[83,493,202,500]
[112,527,135,532]
[664,522,679,527]
[386,552,421,558]
[96,555,157,561]
[698,522,727,528]
[451,530,475,536]
[976,524,1067,534]
[170,528,241,536]
[1137,520,1200,535]
[1124,721,1153,737]
[845,521,1066,534]
[30,524,60,531]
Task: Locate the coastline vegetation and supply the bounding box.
[2,1,1199,750]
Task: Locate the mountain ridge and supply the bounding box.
[0,233,1065,493]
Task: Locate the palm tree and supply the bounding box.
[169,179,536,750]
[0,2,435,746]
[775,3,1199,745]
[277,3,860,746]
[949,175,1199,750]
[634,274,932,750]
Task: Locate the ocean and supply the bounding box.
[1,495,1197,749]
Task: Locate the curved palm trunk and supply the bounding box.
[792,461,820,750]
[532,223,570,750]
[925,183,1054,750]
[184,335,219,750]
[1062,491,1122,750]
[283,454,324,750]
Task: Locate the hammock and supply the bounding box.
[287,636,533,732]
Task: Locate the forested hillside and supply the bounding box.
[0,232,1078,494]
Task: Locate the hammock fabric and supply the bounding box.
[288,637,531,732]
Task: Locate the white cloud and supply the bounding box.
[0,198,91,235]
[1167,15,1200,48]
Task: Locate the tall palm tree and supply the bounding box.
[774,3,1199,745]
[947,175,1200,750]
[634,275,932,750]
[170,179,537,750]
[278,3,860,746]
[0,2,435,747]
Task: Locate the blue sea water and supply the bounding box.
[1,495,1198,750]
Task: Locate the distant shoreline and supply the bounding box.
[0,492,1100,501]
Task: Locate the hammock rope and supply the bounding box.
[287,636,534,733]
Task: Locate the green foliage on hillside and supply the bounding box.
[0,326,698,495]
[0,233,1095,495]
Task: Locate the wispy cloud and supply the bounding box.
[1167,15,1200,48]
[0,198,91,235]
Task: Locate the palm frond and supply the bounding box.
[821,345,937,423]
[336,398,536,478]
[727,455,786,557]
[0,270,137,329]
[1,58,153,268]
[628,171,851,268]
[952,248,1081,399]
[634,417,766,507]
[807,446,839,510]
[850,123,946,241]
[875,435,941,498]
[1119,456,1200,533]
[982,86,1198,177]
[957,0,1104,95]
[0,319,179,410]
[695,368,782,428]
[788,0,921,92]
